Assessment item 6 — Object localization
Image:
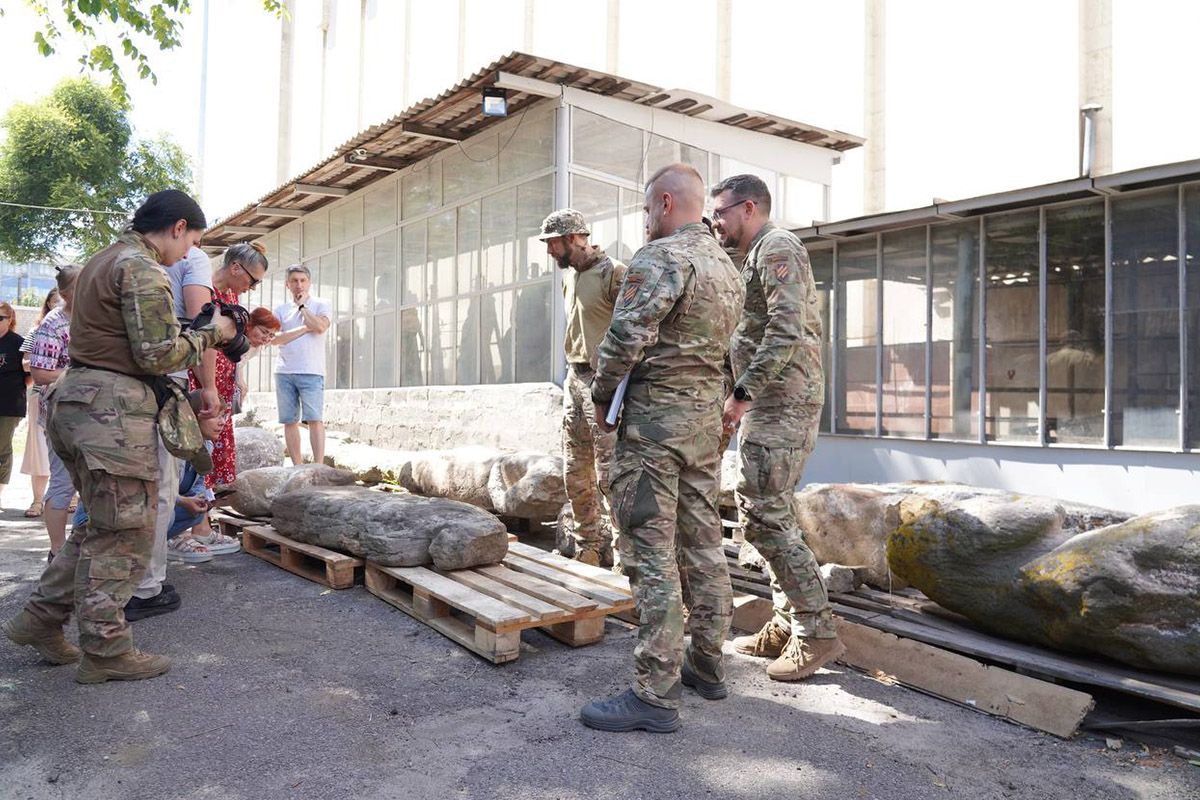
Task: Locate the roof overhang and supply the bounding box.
[204,51,863,248]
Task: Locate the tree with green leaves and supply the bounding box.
[3,0,283,104]
[0,77,194,262]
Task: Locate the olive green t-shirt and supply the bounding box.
[562,247,627,367]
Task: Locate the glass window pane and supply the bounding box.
[443,133,498,205]
[1046,201,1105,445]
[482,189,516,288]
[353,316,372,389]
[303,213,328,258]
[1111,190,1180,448]
[353,241,372,315]
[319,253,338,319]
[645,135,708,187]
[783,176,826,228]
[402,161,442,219]
[517,175,554,281]
[278,225,300,269]
[984,211,1040,442]
[717,157,776,201]
[337,248,353,320]
[374,231,398,311]
[458,200,481,295]
[835,237,878,435]
[570,175,620,259]
[481,289,513,384]
[329,197,363,249]
[364,181,397,233]
[336,320,352,390]
[571,108,642,184]
[374,311,396,388]
[513,280,552,382]
[401,221,426,305]
[429,300,456,385]
[811,248,833,432]
[1185,188,1200,449]
[499,109,554,184]
[399,306,426,386]
[930,222,981,440]
[428,209,456,300]
[456,297,479,385]
[881,229,927,438]
[619,188,643,264]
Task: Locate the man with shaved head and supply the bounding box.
[580,163,744,733]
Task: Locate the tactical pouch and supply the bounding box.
[152,377,213,475]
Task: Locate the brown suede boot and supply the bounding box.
[3,611,81,665]
[75,649,171,685]
[732,620,791,659]
[766,636,846,681]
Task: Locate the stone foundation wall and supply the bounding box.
[247,383,564,455]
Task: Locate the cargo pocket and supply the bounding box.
[85,473,156,531]
[88,556,133,581]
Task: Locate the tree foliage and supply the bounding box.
[3,1,284,104]
[0,78,194,262]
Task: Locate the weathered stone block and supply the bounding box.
[487,452,567,521]
[229,464,357,517]
[234,427,284,474]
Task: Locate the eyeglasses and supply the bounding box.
[712,199,751,221]
[236,262,263,289]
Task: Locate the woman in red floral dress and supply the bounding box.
[191,241,270,487]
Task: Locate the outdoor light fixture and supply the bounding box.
[482,87,508,117]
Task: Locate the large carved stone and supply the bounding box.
[234,427,284,474]
[228,464,357,517]
[888,498,1200,676]
[402,446,505,509]
[270,485,509,570]
[487,452,567,521]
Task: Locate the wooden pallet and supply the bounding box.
[242,525,364,590]
[210,510,267,541]
[365,544,635,664]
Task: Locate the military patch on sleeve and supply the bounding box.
[620,271,645,306]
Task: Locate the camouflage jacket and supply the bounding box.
[592,222,744,422]
[730,221,825,447]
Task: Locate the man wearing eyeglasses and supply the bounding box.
[709,173,843,682]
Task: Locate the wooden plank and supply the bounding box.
[475,565,599,614]
[244,526,360,567]
[372,564,533,632]
[838,619,1095,739]
[242,525,362,589]
[449,570,570,622]
[502,553,632,608]
[541,615,606,647]
[833,603,1200,714]
[506,542,632,595]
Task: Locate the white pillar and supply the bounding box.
[863,0,886,214]
[1079,0,1113,176]
[357,0,368,130]
[402,0,413,109]
[196,0,211,205]
[457,0,467,78]
[276,0,295,185]
[606,0,619,74]
[715,0,731,101]
[524,0,535,51]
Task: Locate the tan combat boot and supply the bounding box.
[76,649,171,684]
[3,611,81,665]
[731,620,791,659]
[766,636,846,681]
[576,549,601,567]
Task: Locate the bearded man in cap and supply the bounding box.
[539,209,627,566]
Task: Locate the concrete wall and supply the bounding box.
[247,382,564,454]
[805,434,1199,515]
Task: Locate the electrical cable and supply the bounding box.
[0,199,128,216]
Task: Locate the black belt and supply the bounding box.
[69,360,172,409]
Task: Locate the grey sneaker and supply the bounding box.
[681,659,728,700]
[580,688,680,733]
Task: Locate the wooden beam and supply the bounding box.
[291,183,349,197]
[223,225,272,236]
[838,619,1095,739]
[400,122,465,143]
[343,153,410,172]
[255,206,307,218]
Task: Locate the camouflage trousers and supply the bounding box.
[736,412,837,640]
[562,364,617,557]
[610,413,731,710]
[24,376,159,659]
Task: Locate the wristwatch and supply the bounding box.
[733,385,752,402]
[298,304,306,311]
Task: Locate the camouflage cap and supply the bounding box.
[537,208,590,241]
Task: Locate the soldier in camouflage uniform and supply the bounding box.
[3,190,234,684]
[538,209,627,567]
[710,174,844,681]
[580,164,744,733]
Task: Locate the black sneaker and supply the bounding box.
[580,688,680,733]
[124,588,182,622]
[681,658,728,700]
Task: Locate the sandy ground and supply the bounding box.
[1,479,1197,800]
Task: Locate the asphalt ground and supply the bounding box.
[1,480,1197,800]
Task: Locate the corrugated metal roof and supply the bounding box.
[204,51,862,247]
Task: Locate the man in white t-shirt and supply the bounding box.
[271,264,332,465]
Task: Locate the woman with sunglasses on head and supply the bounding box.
[188,242,269,490]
